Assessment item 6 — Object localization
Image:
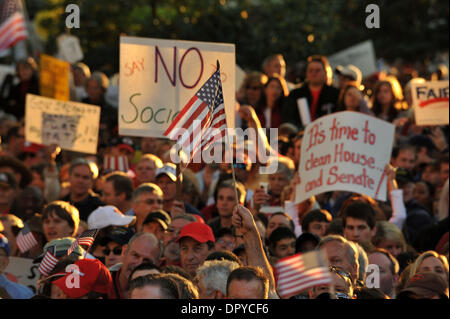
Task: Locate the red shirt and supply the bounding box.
[310,88,322,121]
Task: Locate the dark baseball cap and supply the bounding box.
[398,272,449,299]
[99,226,135,246]
[142,210,171,230]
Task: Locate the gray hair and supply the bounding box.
[317,235,359,269]
[355,243,368,283]
[196,259,240,296]
[86,71,109,90]
[69,157,99,179]
[126,232,163,262]
[172,213,197,223]
[132,183,163,202]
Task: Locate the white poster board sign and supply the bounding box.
[119,36,235,138]
[296,111,395,203]
[25,94,100,154]
[328,40,377,77]
[411,80,449,126]
[57,34,84,64]
[5,257,40,294]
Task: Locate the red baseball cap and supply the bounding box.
[53,259,113,298]
[21,141,44,154]
[176,222,215,243]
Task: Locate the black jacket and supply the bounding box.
[281,83,340,130]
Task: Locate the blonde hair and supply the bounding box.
[372,221,407,252]
[411,250,449,280]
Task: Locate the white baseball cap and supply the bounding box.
[155,163,181,182]
[87,205,136,230]
[335,64,362,86]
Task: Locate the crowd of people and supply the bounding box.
[0,50,448,300]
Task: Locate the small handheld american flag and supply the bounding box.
[16,224,38,254]
[67,229,99,256]
[0,0,28,51]
[164,61,227,163]
[38,246,58,277]
[274,250,332,299]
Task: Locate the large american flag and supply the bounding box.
[16,224,38,254]
[38,245,58,277]
[67,229,98,256]
[274,250,332,299]
[164,65,227,162]
[0,0,27,51]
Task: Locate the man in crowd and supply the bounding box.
[135,154,163,186]
[226,266,269,299]
[367,248,400,298]
[177,222,215,277]
[130,183,164,231]
[341,201,377,244]
[391,145,416,172]
[301,209,333,238]
[195,259,240,299]
[102,172,134,215]
[110,232,162,298]
[61,158,104,221]
[282,55,339,129]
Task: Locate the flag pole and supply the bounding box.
[82,229,99,259]
[176,147,182,200]
[215,59,240,209]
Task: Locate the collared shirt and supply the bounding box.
[0,274,34,299]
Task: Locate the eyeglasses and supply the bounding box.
[217,238,234,248]
[142,198,163,205]
[329,266,352,281]
[102,247,122,256]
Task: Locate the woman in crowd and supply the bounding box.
[42,201,80,242]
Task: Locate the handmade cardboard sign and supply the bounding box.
[411,80,449,126]
[119,36,235,138]
[5,257,40,294]
[295,111,395,203]
[25,94,100,154]
[39,54,70,101]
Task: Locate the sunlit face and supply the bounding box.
[216,187,237,218]
[101,181,122,207]
[306,61,326,86]
[214,234,235,252]
[267,57,286,78]
[344,87,361,111]
[343,217,375,243]
[156,175,176,201]
[321,241,357,282]
[163,218,192,261]
[142,221,165,241]
[377,83,394,106]
[133,192,163,221]
[268,173,289,196]
[308,221,329,238]
[311,272,352,299]
[376,239,404,258]
[179,237,212,276]
[103,241,124,268]
[266,214,291,239]
[43,212,74,242]
[69,165,93,197]
[136,159,157,184]
[121,236,161,282]
[392,149,416,171]
[272,237,296,259]
[418,256,448,284]
[368,252,398,296]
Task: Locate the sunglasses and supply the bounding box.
[103,247,122,256]
[143,198,163,205]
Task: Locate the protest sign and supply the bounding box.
[5,257,40,294]
[119,36,235,138]
[39,54,70,101]
[295,111,395,203]
[25,94,100,154]
[327,40,377,77]
[411,80,449,126]
[57,34,84,64]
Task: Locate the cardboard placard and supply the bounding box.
[39,54,70,101]
[119,36,235,138]
[411,80,449,126]
[327,40,377,77]
[57,34,84,64]
[296,111,395,203]
[5,257,40,295]
[25,94,100,154]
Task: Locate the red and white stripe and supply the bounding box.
[275,252,331,299]
[104,155,129,172]
[38,251,58,276]
[16,231,38,254]
[0,12,27,51]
